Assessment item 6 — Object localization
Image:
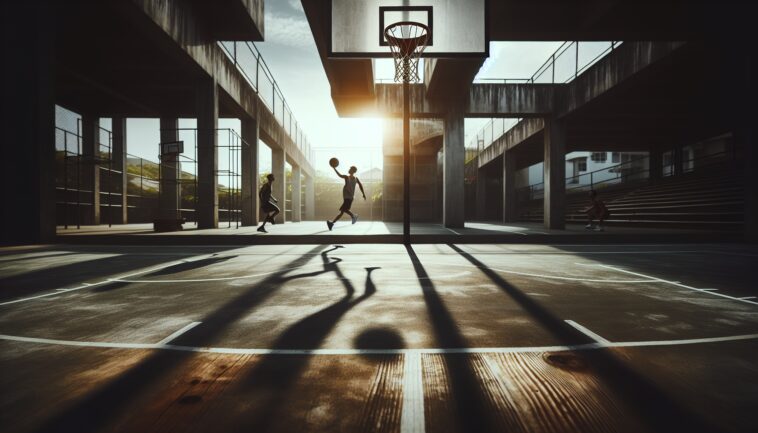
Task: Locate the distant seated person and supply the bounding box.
[585,190,609,232]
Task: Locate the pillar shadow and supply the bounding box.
[209,251,378,432]
[31,245,330,433]
[447,243,720,433]
[405,245,500,433]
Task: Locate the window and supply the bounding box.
[612,152,620,163]
[576,159,587,172]
[591,152,607,162]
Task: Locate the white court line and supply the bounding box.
[596,264,758,307]
[444,228,461,235]
[157,322,201,345]
[2,332,758,356]
[565,320,611,345]
[0,255,218,306]
[400,351,425,433]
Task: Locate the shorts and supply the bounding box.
[339,199,353,212]
[261,201,280,213]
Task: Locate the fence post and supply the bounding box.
[575,42,579,79]
[551,54,555,83]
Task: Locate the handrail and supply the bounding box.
[219,41,315,165]
[517,148,736,202]
[469,41,622,156]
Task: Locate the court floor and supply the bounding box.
[1,243,757,433]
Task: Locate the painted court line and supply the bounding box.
[597,264,758,307]
[400,351,425,433]
[157,322,201,345]
[565,320,612,344]
[2,332,758,356]
[0,255,218,306]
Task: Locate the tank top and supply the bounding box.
[343,176,357,199]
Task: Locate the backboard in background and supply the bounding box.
[329,0,488,58]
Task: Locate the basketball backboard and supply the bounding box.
[329,0,488,58]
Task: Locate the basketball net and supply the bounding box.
[384,22,429,83]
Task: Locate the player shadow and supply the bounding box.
[30,245,332,433]
[405,245,504,433]
[447,243,720,433]
[203,254,380,432]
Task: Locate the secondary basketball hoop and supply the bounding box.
[384,21,429,83]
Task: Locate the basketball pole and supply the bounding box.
[402,60,410,245]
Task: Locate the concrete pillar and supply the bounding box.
[443,110,465,228]
[158,118,181,222]
[111,117,128,224]
[543,116,566,230]
[0,1,56,243]
[81,115,101,225]
[196,78,219,229]
[240,117,259,226]
[291,165,302,222]
[271,147,286,223]
[305,174,315,220]
[649,146,663,181]
[502,150,517,223]
[475,168,486,221]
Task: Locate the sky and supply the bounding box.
[60,1,566,177]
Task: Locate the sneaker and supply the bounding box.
[327,220,334,231]
[593,225,604,232]
[351,214,359,224]
[585,224,593,230]
[257,226,267,233]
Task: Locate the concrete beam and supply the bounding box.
[375,84,559,118]
[271,148,286,224]
[111,117,128,224]
[197,78,219,229]
[424,58,486,102]
[125,0,313,176]
[543,116,566,230]
[478,118,545,168]
[443,110,465,228]
[240,117,259,226]
[291,165,302,222]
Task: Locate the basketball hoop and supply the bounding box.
[384,21,429,83]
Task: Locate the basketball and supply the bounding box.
[329,157,339,168]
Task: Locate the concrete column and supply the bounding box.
[291,165,302,222]
[443,110,465,228]
[502,150,517,223]
[543,116,566,230]
[158,118,180,222]
[112,117,128,224]
[240,117,259,226]
[196,78,219,229]
[271,147,286,223]
[648,146,663,181]
[81,115,101,225]
[0,0,56,243]
[305,174,315,220]
[475,168,486,221]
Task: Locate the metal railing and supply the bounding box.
[517,147,737,202]
[219,41,315,164]
[467,41,623,159]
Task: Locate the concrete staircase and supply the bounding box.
[518,168,745,229]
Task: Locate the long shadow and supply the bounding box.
[0,252,208,303]
[218,250,379,432]
[32,245,330,433]
[0,251,79,264]
[406,245,500,433]
[448,243,720,433]
[93,255,238,293]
